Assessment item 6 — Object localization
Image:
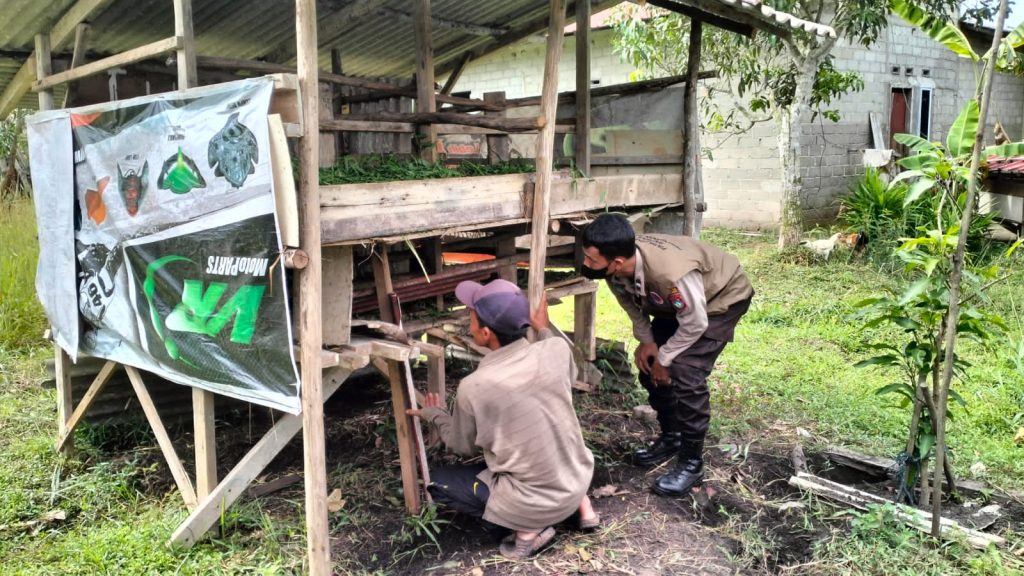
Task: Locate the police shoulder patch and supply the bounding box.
[669,287,687,311]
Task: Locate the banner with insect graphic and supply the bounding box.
[27,77,301,413]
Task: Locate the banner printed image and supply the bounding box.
[158,146,207,194]
[117,160,149,216]
[123,211,298,406]
[208,112,258,188]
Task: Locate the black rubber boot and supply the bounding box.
[652,440,705,496]
[633,432,683,467]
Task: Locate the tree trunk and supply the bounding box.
[776,57,818,250]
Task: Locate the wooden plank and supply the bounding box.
[53,344,73,455]
[318,80,336,167]
[125,366,198,510]
[270,73,303,128]
[319,172,683,244]
[173,0,197,89]
[495,235,517,283]
[414,0,438,163]
[401,359,432,504]
[789,472,1004,550]
[268,115,299,247]
[605,130,683,156]
[869,112,884,150]
[384,360,422,513]
[322,245,353,346]
[528,0,568,312]
[575,0,592,175]
[504,71,718,108]
[55,360,119,452]
[192,389,216,500]
[170,366,354,548]
[425,334,446,405]
[0,57,36,119]
[34,36,183,91]
[34,35,54,111]
[682,18,702,237]
[295,0,330,572]
[61,24,89,108]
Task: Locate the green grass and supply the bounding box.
[3,205,1022,572]
[0,200,47,351]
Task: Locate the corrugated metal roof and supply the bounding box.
[988,156,1024,177]
[0,0,830,116]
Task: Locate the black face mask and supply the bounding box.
[580,264,610,280]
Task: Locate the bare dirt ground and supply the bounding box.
[124,357,1019,575]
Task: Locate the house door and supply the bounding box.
[890,88,911,151]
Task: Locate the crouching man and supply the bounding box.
[409,279,598,559]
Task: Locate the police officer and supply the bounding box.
[579,213,753,496]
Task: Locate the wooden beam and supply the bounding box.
[575,0,592,175]
[528,0,568,312]
[192,389,216,499]
[296,0,329,572]
[320,119,527,135]
[61,24,90,108]
[34,35,54,111]
[33,36,183,91]
[125,366,198,510]
[341,111,541,132]
[0,0,114,117]
[682,18,702,237]
[440,52,471,95]
[55,361,119,452]
[376,7,507,36]
[170,366,355,548]
[414,0,438,163]
[645,0,754,37]
[503,71,717,108]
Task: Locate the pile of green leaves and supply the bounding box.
[319,155,534,185]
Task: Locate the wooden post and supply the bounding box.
[574,0,591,176]
[34,34,54,111]
[296,0,330,572]
[681,18,702,238]
[574,290,597,361]
[172,0,197,89]
[440,52,471,95]
[413,0,437,163]
[423,238,445,311]
[331,48,345,156]
[495,235,517,283]
[384,360,422,514]
[174,0,216,502]
[484,92,509,164]
[528,0,567,312]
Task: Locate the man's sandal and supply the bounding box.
[499,527,556,560]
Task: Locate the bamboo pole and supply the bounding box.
[528,0,567,312]
[574,0,591,176]
[931,0,1007,537]
[295,0,330,571]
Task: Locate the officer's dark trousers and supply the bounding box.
[638,297,752,443]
